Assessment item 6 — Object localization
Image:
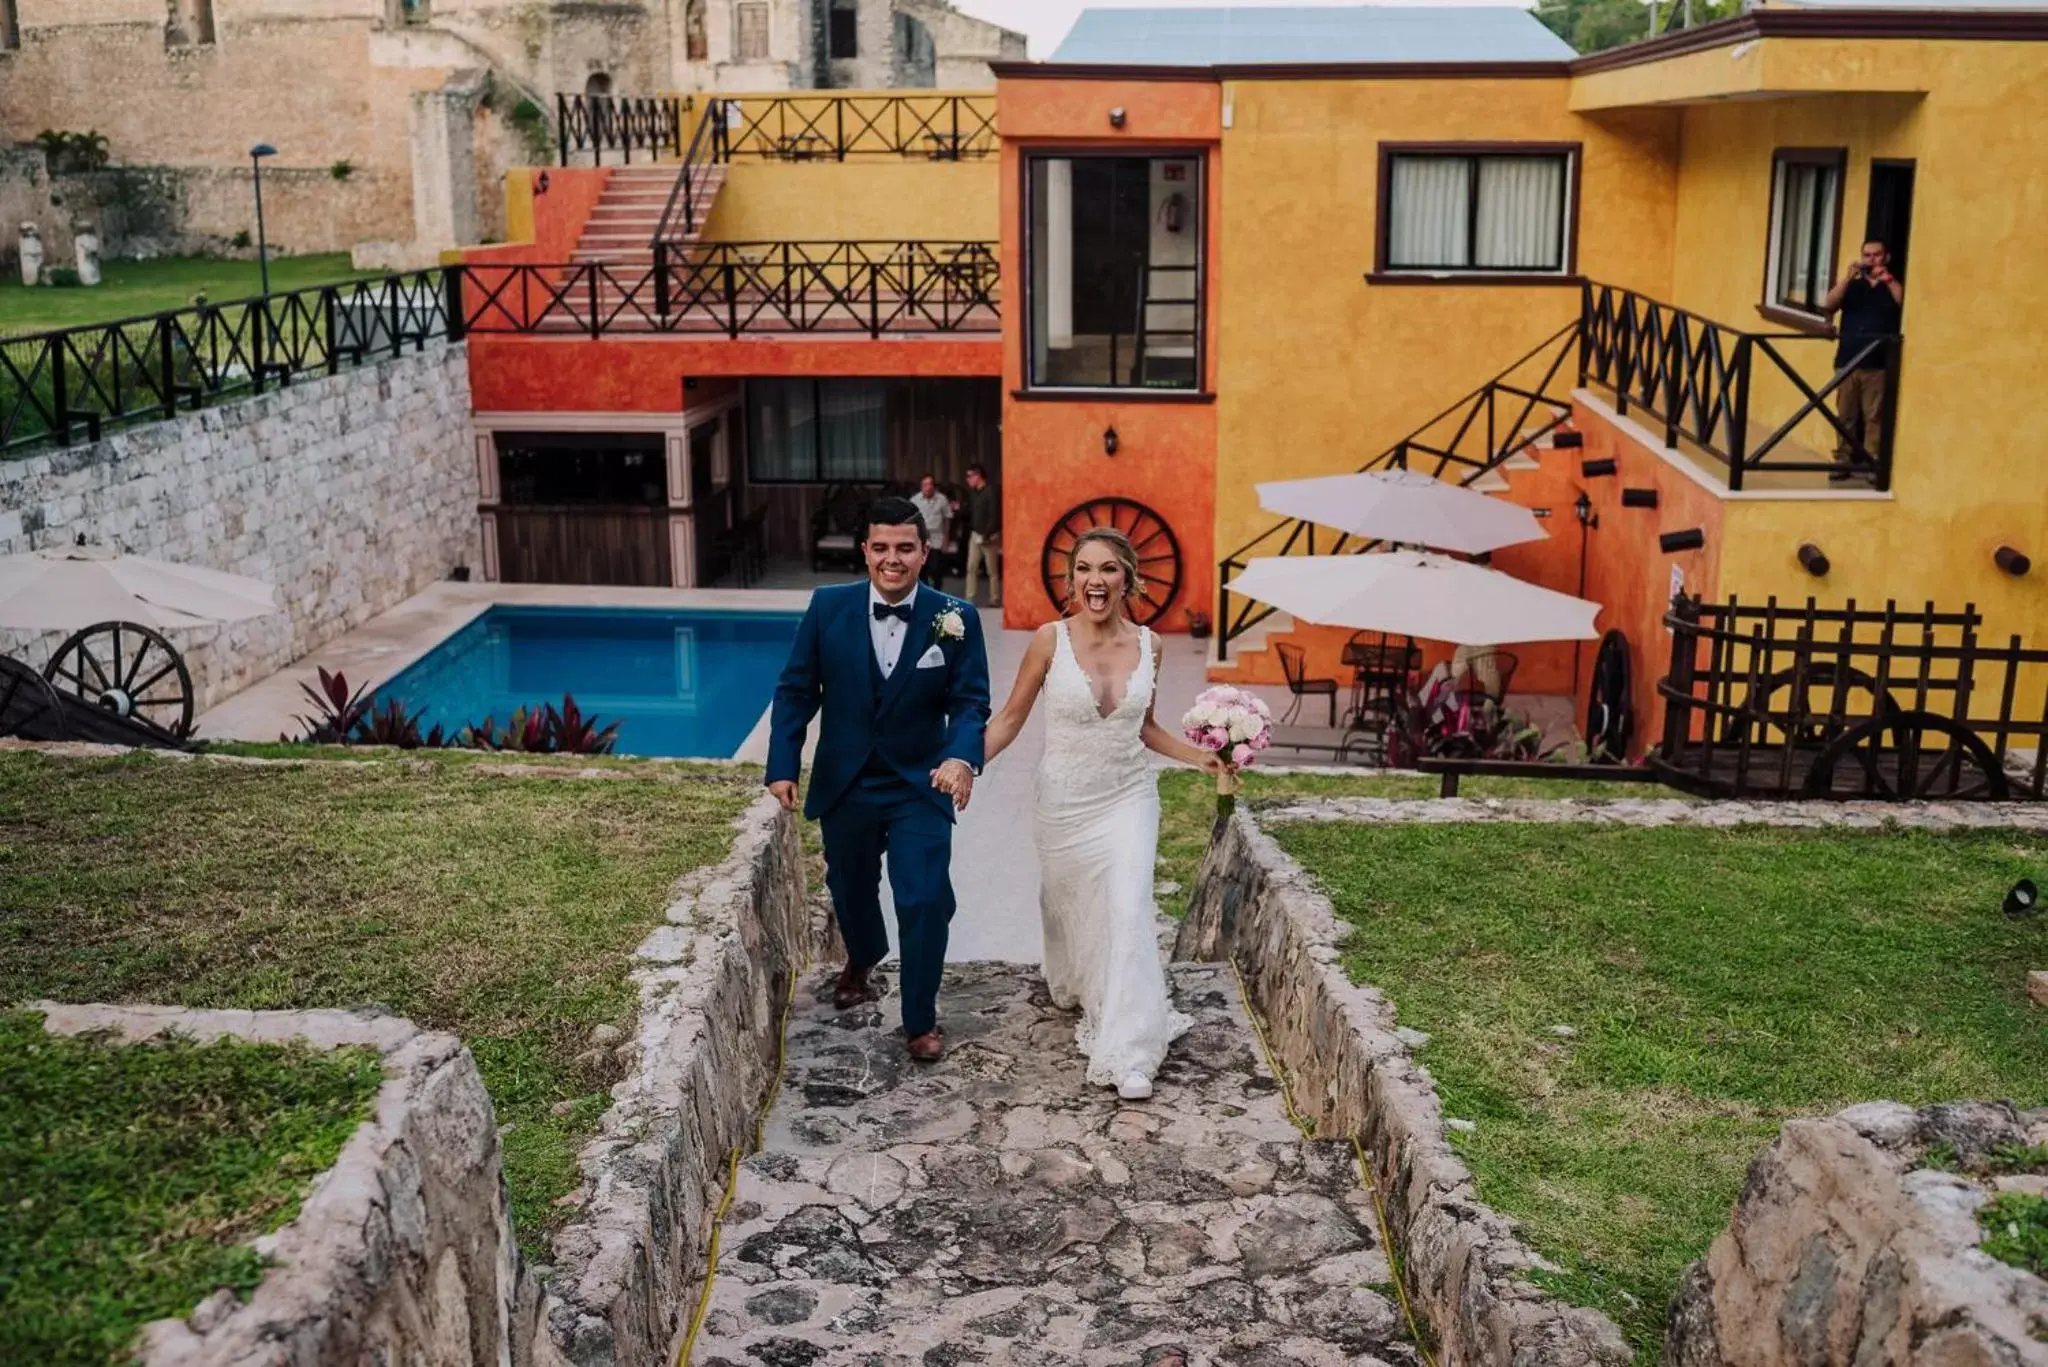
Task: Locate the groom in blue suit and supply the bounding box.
[766,496,991,1061]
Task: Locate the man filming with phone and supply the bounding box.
[1820,239,1904,482]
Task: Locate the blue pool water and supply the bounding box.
[372,606,802,758]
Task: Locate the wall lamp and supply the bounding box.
[1660,528,1706,553]
[1573,492,1597,529]
[535,170,551,195]
[1996,545,2031,576]
[1621,488,1659,509]
[1581,457,1617,478]
[1798,542,1830,577]
[1108,106,1127,129]
[1103,425,1119,456]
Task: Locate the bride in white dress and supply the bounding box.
[980,527,1231,1100]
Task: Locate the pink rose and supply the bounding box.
[1232,742,1255,767]
[1205,725,1229,749]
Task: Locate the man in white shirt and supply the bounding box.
[908,473,952,589]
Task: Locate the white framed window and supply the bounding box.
[1765,148,1845,316]
[1377,145,1577,277]
[734,1,769,61]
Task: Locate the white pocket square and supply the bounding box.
[914,645,947,670]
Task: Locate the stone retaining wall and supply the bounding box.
[34,1004,521,1367]
[1665,1101,2048,1367]
[1179,794,2048,1367]
[1176,806,1632,1367]
[1,345,477,718]
[523,793,837,1367]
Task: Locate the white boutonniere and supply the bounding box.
[932,606,967,644]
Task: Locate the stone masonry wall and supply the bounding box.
[1178,806,1633,1367]
[32,1004,523,1367]
[0,345,479,720]
[1665,1100,2048,1367]
[522,794,839,1367]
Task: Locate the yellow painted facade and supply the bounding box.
[1648,39,2048,647]
[1211,76,1678,559]
[1211,33,2048,652]
[700,161,1000,242]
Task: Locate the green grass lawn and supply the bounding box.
[0,750,759,1258]
[1272,817,2048,1363]
[0,1011,381,1366]
[0,254,377,333]
[1154,768,1663,918]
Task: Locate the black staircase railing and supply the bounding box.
[555,93,684,167]
[2,270,456,456]
[1214,318,1580,660]
[650,96,730,312]
[457,245,1000,340]
[700,92,997,162]
[1578,281,1901,492]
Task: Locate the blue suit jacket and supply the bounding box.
[766,582,992,821]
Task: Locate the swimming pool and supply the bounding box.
[371,606,802,758]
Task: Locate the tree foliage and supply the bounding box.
[1535,0,1744,55]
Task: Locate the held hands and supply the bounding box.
[929,759,976,811]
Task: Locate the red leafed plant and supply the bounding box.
[458,696,617,755]
[288,667,372,744]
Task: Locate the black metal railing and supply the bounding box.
[1579,281,1901,492]
[556,93,684,166]
[458,244,1000,340]
[699,92,997,163]
[651,89,728,263]
[2,271,457,456]
[1656,595,2048,801]
[1214,317,1580,659]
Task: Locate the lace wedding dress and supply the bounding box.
[1035,621,1193,1093]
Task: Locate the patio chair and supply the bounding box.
[1453,648,1519,709]
[1276,642,1339,727]
[1342,631,1421,725]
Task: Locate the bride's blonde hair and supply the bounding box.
[1066,527,1144,608]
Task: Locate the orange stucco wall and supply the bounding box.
[1567,400,1725,751]
[467,336,1002,413]
[996,72,1223,633]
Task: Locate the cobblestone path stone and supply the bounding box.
[689,962,1420,1367]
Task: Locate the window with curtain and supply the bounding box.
[1381,149,1573,275]
[734,1,769,60]
[746,379,886,483]
[1767,151,1844,315]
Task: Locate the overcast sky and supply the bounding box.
[952,0,1545,60]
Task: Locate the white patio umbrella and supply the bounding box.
[1230,551,1600,647]
[0,544,280,631]
[1256,469,1548,556]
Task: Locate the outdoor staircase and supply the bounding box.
[569,164,725,274]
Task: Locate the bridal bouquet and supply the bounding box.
[1181,685,1273,819]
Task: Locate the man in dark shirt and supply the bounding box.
[961,464,1002,608]
[1820,238,1904,481]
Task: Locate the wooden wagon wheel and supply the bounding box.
[1039,497,1183,627]
[1740,661,1901,747]
[1800,710,2010,802]
[0,661,69,742]
[43,620,195,738]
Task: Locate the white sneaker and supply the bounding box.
[1117,1073,1153,1101]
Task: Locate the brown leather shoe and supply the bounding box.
[832,964,874,1011]
[906,1029,945,1062]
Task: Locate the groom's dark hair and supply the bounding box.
[864,496,929,544]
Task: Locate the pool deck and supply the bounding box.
[195,581,1297,966]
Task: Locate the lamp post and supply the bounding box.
[249,143,277,297]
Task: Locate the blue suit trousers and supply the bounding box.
[819,770,955,1038]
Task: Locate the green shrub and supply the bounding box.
[1977,1192,2048,1276]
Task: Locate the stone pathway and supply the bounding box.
[688,962,1419,1367]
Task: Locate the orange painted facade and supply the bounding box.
[995,72,1223,633]
[468,336,1000,413]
